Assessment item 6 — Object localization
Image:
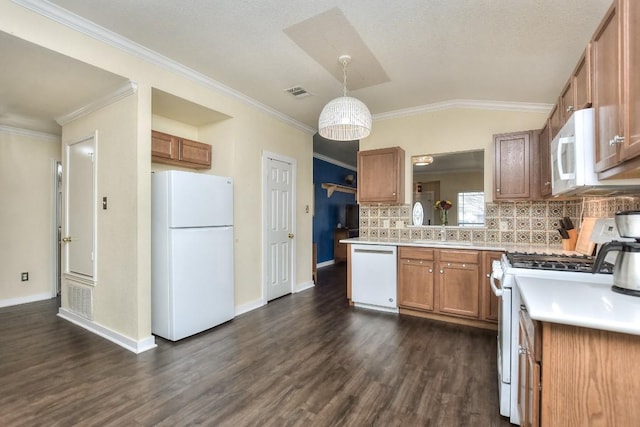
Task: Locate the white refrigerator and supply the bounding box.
[151,170,234,341]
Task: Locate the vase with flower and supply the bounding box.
[435,199,453,226]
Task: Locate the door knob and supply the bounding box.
[288,233,294,239]
[62,236,73,242]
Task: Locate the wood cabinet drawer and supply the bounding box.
[399,247,434,260]
[439,249,479,264]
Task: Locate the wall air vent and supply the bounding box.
[68,283,94,320]
[284,86,313,98]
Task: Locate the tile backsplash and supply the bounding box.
[359,196,640,247]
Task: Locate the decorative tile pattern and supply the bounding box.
[472,229,486,242]
[355,197,640,247]
[532,231,547,245]
[459,229,471,242]
[485,203,499,218]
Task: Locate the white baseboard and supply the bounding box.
[57,308,157,354]
[317,259,335,268]
[235,298,264,316]
[294,280,315,293]
[0,292,53,308]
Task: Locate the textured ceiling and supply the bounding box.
[2,0,613,161]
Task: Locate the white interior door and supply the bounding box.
[265,156,294,301]
[64,133,97,281]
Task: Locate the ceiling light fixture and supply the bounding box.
[413,155,434,166]
[318,55,372,141]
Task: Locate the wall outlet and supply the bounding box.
[382,219,390,228]
[21,272,29,281]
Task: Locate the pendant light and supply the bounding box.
[318,55,372,141]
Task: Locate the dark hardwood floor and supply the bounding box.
[0,264,512,426]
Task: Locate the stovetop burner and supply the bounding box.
[506,251,613,274]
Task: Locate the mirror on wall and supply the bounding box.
[412,150,485,226]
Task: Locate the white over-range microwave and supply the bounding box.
[550,108,640,196]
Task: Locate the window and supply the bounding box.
[457,192,485,226]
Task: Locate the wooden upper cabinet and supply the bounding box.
[494,131,540,200]
[560,47,593,127]
[593,0,640,177]
[573,47,592,110]
[548,104,562,140]
[180,138,211,167]
[151,130,176,160]
[621,0,640,163]
[357,146,405,204]
[539,122,552,198]
[151,130,211,170]
[559,79,574,125]
[593,2,621,173]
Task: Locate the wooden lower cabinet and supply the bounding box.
[398,247,435,311]
[518,309,540,427]
[518,306,640,426]
[481,251,502,323]
[398,247,491,325]
[438,249,480,318]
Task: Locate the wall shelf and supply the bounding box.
[321,183,357,198]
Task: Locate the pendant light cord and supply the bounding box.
[342,58,348,97]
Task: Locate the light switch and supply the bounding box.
[102,197,108,210]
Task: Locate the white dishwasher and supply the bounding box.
[351,244,398,313]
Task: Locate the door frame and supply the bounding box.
[261,151,297,305]
[51,160,62,298]
[63,131,99,285]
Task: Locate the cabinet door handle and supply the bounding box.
[566,105,575,113]
[518,345,529,355]
[428,269,433,273]
[439,269,443,274]
[609,135,624,146]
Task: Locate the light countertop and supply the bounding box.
[517,275,640,336]
[340,236,565,253]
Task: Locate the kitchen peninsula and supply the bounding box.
[516,276,640,426]
[343,235,514,329]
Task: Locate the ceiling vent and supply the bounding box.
[284,86,313,98]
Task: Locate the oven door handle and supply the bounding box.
[489,271,503,297]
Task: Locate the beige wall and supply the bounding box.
[363,108,549,202]
[61,93,144,338]
[0,130,61,305]
[1,2,312,344]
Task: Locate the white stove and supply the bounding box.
[491,252,613,425]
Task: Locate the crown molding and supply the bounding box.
[0,125,60,142]
[373,99,554,121]
[12,0,315,135]
[313,152,357,172]
[55,81,138,126]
